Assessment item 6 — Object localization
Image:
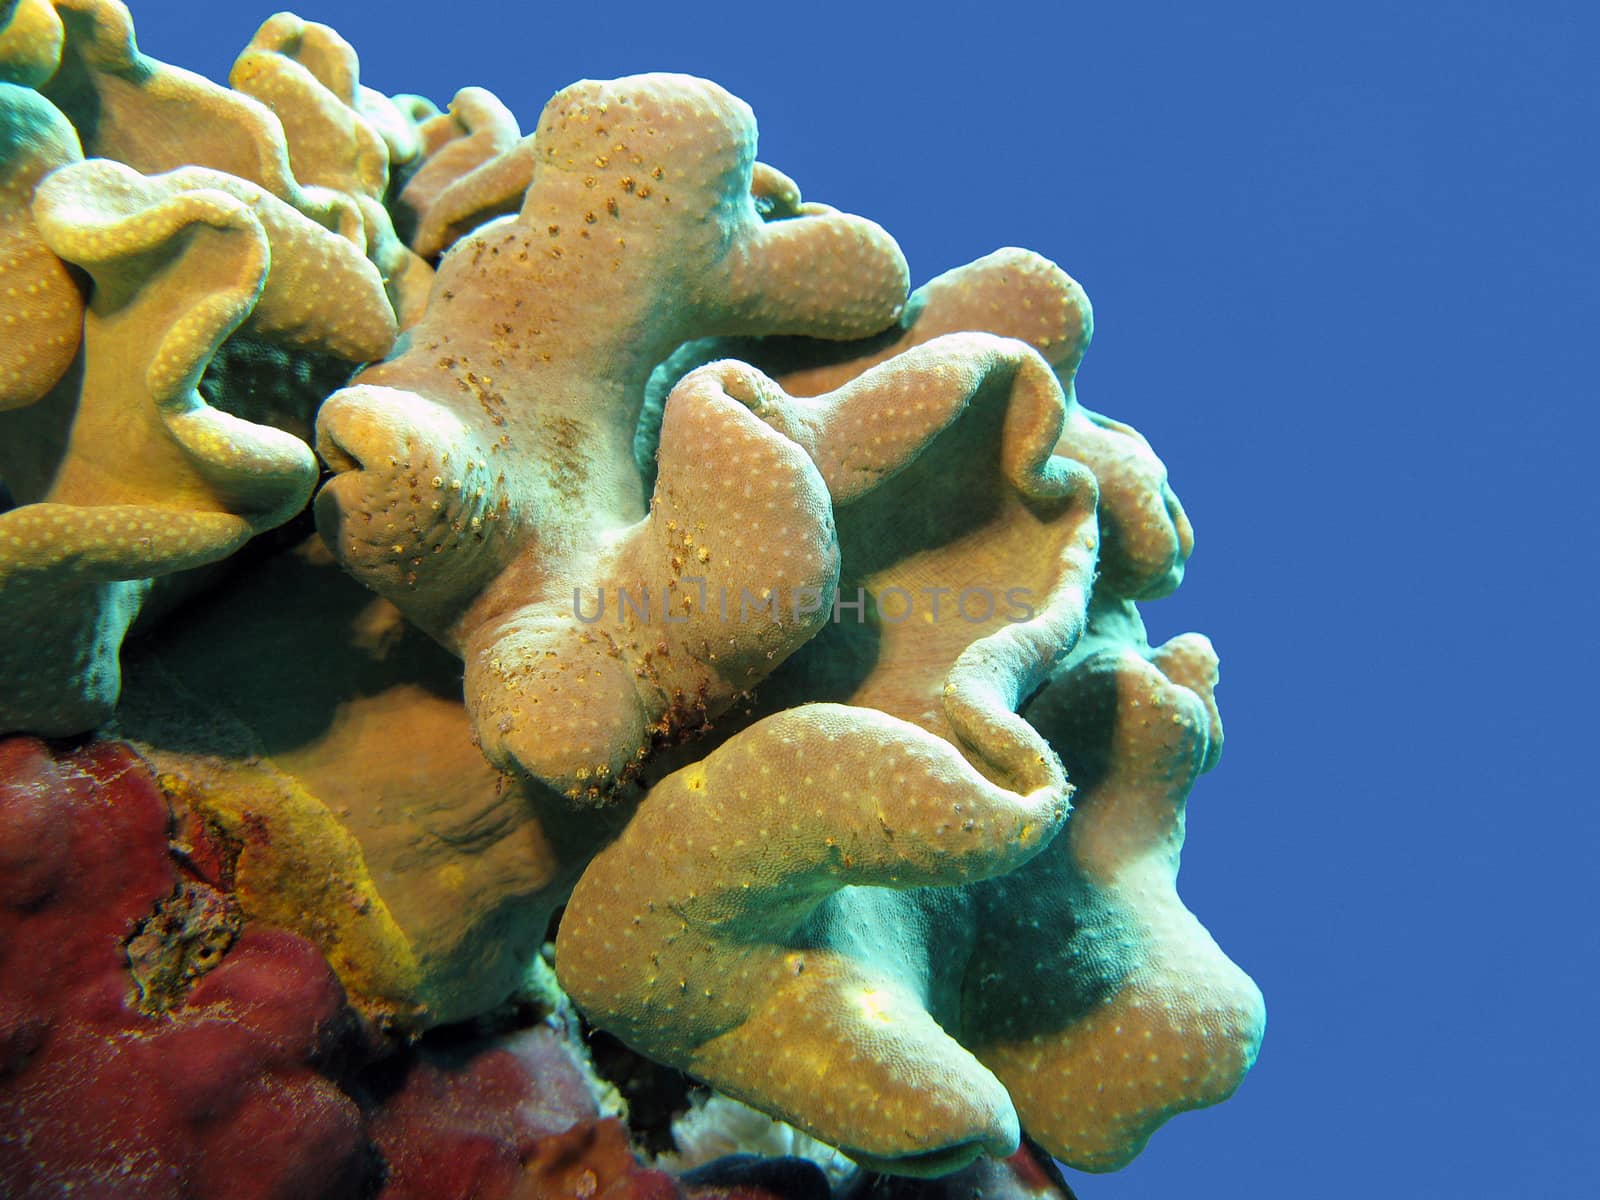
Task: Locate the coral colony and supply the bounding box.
[0,1,1264,1195]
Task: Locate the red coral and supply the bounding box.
[0,737,369,1199]
[522,1119,681,1200]
[369,1025,682,1200]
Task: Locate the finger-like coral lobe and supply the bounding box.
[390,85,531,260]
[969,609,1265,1171]
[0,0,65,89]
[0,152,394,734]
[647,247,1195,600]
[558,703,1068,1174]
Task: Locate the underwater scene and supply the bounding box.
[27,0,1563,1195]
[8,1,1595,1194]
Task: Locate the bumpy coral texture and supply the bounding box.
[972,601,1264,1170]
[314,71,911,800]
[647,247,1192,600]
[0,0,1261,1185]
[558,263,1262,1173]
[0,0,409,737]
[387,84,534,261]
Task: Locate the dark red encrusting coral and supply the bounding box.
[0,736,371,1199]
[0,738,175,1054]
[367,1024,683,1199]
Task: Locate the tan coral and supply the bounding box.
[229,12,394,202]
[39,0,427,325]
[117,536,604,1029]
[646,247,1194,599]
[560,704,1066,1176]
[670,332,1101,762]
[0,81,82,411]
[314,72,911,800]
[0,157,395,735]
[0,0,63,88]
[557,333,1101,1173]
[228,11,433,324]
[967,606,1266,1170]
[42,0,344,226]
[390,85,533,260]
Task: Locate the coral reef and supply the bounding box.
[0,0,1262,1192]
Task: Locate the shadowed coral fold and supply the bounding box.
[0,154,396,734]
[389,85,532,261]
[973,603,1265,1170]
[558,704,1065,1175]
[647,247,1195,600]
